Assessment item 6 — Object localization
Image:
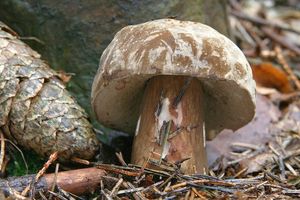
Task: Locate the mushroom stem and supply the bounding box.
[131,75,207,174]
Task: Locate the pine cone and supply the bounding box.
[0,22,100,160]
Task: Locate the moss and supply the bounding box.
[6,148,45,176]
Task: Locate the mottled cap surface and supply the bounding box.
[92,19,256,136]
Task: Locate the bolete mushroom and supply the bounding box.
[91,19,256,174]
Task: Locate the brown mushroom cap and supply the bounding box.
[91,19,256,136]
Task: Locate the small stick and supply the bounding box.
[264,170,283,183]
[5,139,28,174]
[218,172,225,179]
[284,149,300,159]
[0,157,9,175]
[127,163,172,176]
[117,187,144,195]
[0,131,5,172]
[263,183,286,189]
[123,181,146,200]
[192,185,236,194]
[18,36,45,45]
[155,90,165,118]
[168,186,189,195]
[233,11,269,55]
[173,77,193,108]
[285,162,298,176]
[227,150,261,165]
[115,152,128,166]
[225,179,261,185]
[52,163,60,191]
[142,180,165,193]
[38,191,48,200]
[48,163,60,200]
[233,16,256,46]
[184,189,191,200]
[230,149,252,157]
[159,120,172,164]
[158,172,177,190]
[262,27,300,56]
[47,191,69,200]
[0,167,106,196]
[168,127,183,140]
[268,143,280,157]
[21,151,58,196]
[110,178,123,197]
[152,185,166,196]
[101,189,113,200]
[233,167,248,178]
[165,180,208,192]
[274,45,300,90]
[230,9,300,35]
[282,189,300,194]
[57,187,81,200]
[95,164,141,177]
[71,157,91,165]
[231,142,261,150]
[163,181,172,193]
[134,174,145,185]
[35,152,59,181]
[191,187,207,200]
[209,170,216,177]
[278,156,286,181]
[257,190,265,200]
[243,181,268,192]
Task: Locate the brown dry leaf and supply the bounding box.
[240,100,300,173]
[207,94,281,168]
[240,152,276,174]
[208,93,300,174]
[56,70,73,84]
[252,62,294,93]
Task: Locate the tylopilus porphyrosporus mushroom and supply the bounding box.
[92,19,256,174]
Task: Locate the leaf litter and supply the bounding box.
[2,0,300,199]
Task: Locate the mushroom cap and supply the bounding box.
[91,19,256,136]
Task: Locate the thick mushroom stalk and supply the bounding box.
[132,76,207,174]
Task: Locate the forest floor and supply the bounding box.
[2,0,300,199]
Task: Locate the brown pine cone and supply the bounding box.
[0,22,100,160]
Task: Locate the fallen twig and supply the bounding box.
[21,151,58,197]
[0,167,106,196]
[0,131,5,173]
[274,45,300,90]
[230,9,300,35]
[262,27,300,56]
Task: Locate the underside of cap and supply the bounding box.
[91,19,256,135]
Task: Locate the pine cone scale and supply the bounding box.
[0,22,100,160]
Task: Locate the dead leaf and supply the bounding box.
[240,152,276,174]
[252,62,294,93]
[207,94,281,169]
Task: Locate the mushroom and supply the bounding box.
[91,19,256,174]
